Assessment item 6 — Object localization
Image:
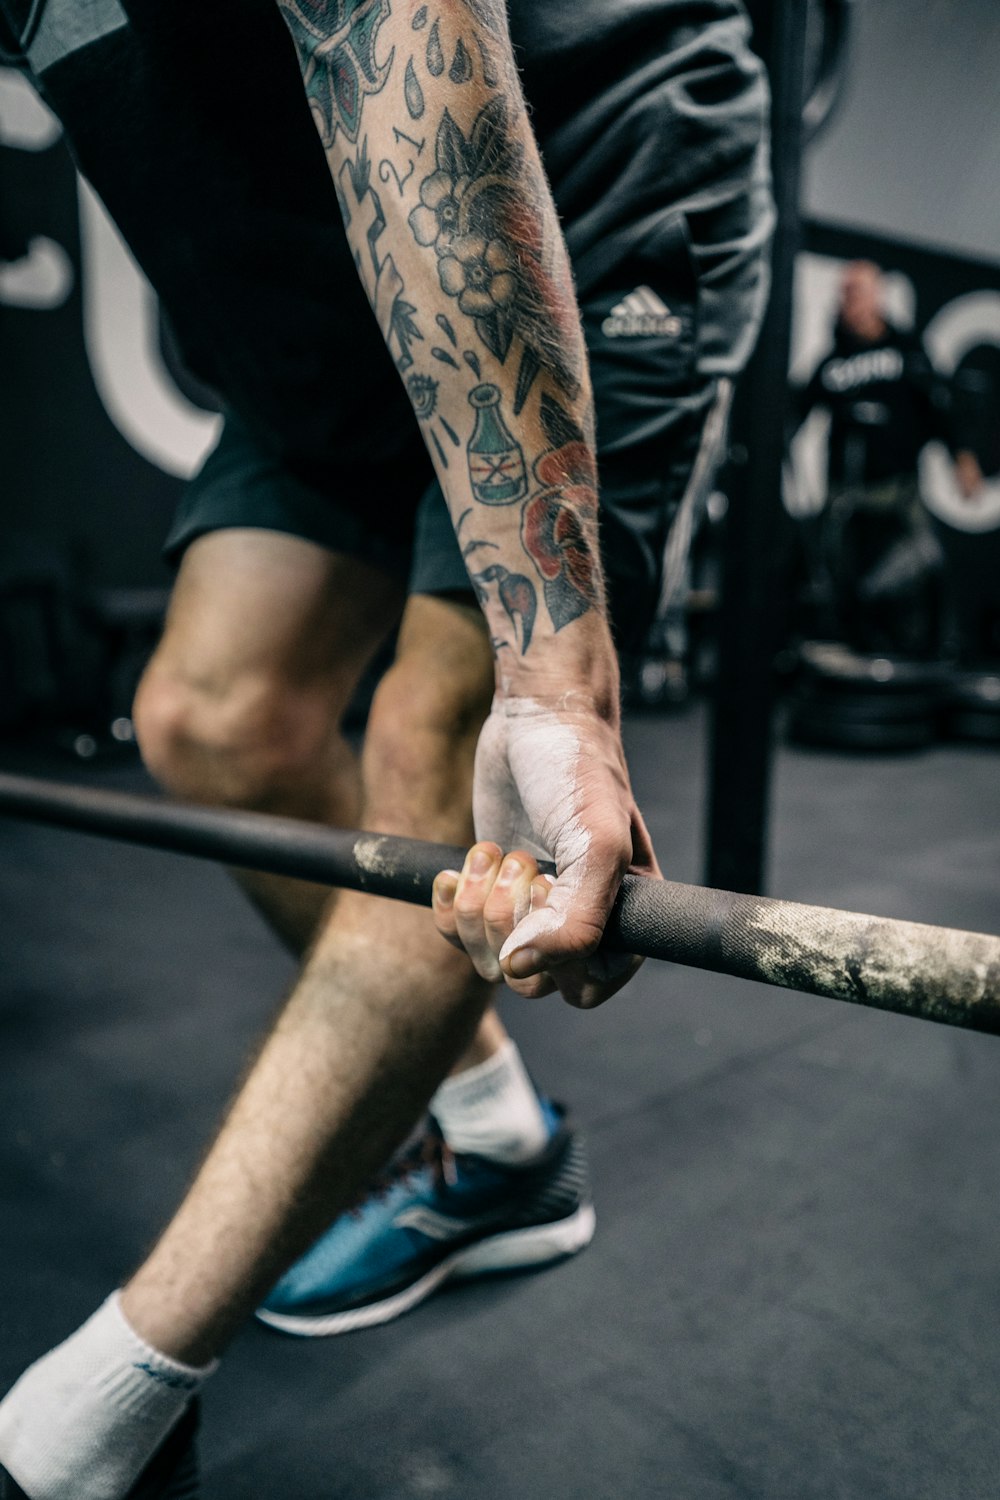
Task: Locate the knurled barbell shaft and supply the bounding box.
[1,771,997,1034]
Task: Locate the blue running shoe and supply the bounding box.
[256,1103,594,1337]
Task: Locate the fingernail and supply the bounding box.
[507,947,542,979]
[466,848,495,878]
[434,873,458,908]
[497,857,524,886]
[499,906,563,964]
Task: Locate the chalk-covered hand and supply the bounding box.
[432,693,659,1008]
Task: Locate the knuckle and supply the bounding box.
[482,890,513,927]
[510,976,549,1000]
[453,889,486,920]
[559,923,604,959]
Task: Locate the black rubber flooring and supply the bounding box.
[2,708,999,1499]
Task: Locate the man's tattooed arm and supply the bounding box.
[276,0,655,1006]
[273,0,613,705]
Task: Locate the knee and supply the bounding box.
[133,656,344,810]
[363,644,493,834]
[368,647,492,763]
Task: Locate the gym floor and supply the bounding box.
[1,707,999,1499]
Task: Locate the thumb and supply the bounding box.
[498,839,624,980]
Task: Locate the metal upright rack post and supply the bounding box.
[705,0,811,895]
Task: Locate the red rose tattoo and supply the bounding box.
[521,395,601,632]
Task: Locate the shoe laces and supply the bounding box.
[348,1121,458,1217]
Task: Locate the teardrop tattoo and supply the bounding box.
[449,37,473,83]
[404,58,425,119]
[426,19,444,76]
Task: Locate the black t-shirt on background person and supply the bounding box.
[798,321,954,488]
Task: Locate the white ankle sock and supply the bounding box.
[430,1038,550,1163]
[0,1292,216,1500]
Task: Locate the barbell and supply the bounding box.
[0,770,997,1034]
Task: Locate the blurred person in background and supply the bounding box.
[796,259,982,657]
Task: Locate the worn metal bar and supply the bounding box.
[1,772,998,1035]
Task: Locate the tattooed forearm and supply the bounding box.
[274,0,603,670]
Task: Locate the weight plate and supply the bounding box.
[945,670,1000,713]
[789,704,934,752]
[798,641,946,695]
[794,688,936,724]
[944,710,1000,745]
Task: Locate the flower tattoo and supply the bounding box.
[438,234,517,319]
[408,170,471,251]
[407,98,582,409]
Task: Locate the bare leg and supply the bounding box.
[135,534,510,1069]
[123,593,500,1364]
[134,529,391,946]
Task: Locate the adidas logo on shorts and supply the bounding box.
[601,285,682,339]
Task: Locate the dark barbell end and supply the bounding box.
[607,873,1000,1037]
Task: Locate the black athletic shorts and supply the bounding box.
[166,209,771,653]
[165,242,747,653]
[6,0,773,652]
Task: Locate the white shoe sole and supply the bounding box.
[255,1201,597,1339]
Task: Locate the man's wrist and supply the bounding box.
[493,612,621,722]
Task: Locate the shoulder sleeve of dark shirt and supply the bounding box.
[898,328,954,448]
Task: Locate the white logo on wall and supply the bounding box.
[0,70,71,309]
[0,66,220,480]
[919,291,1000,534]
